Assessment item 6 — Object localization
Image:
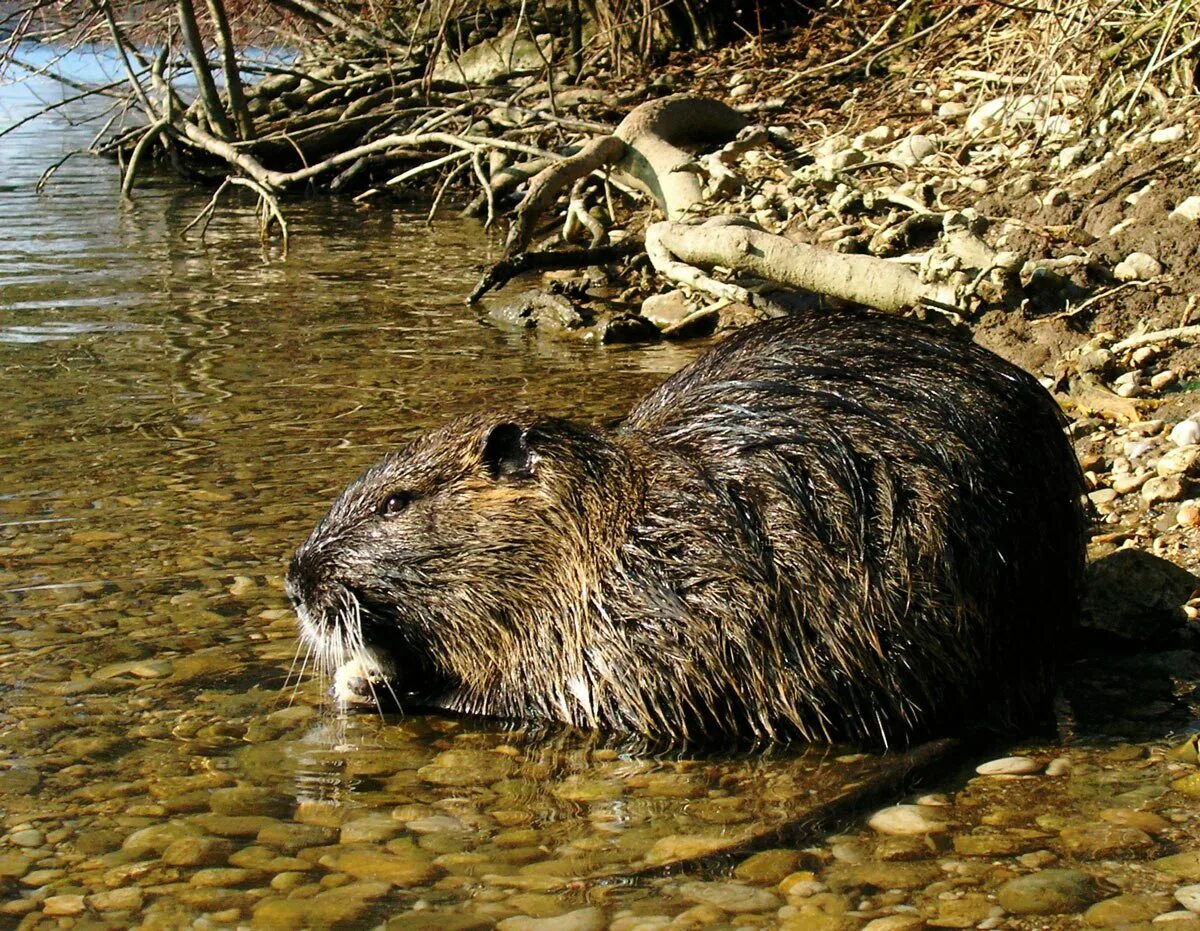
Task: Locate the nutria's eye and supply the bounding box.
[378,491,414,516]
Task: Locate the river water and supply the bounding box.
[3,52,1200,931]
[0,54,912,930]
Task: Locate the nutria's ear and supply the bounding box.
[481,422,535,480]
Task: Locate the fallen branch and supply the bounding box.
[647,217,960,314]
[1111,323,1200,353]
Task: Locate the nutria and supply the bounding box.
[286,309,1085,745]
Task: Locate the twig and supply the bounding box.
[181,178,233,240]
[228,176,289,253]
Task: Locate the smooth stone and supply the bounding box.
[1172,773,1200,798]
[1158,853,1200,882]
[209,787,292,818]
[1177,885,1200,913]
[868,804,946,836]
[644,834,730,865]
[1086,894,1176,926]
[954,833,1046,857]
[1045,757,1072,776]
[1159,446,1200,477]
[1060,823,1154,858]
[551,776,623,802]
[1155,911,1200,924]
[190,867,262,887]
[863,917,926,931]
[976,756,1041,776]
[1143,475,1186,503]
[734,849,807,885]
[889,134,937,166]
[932,893,995,927]
[417,749,515,786]
[997,869,1101,914]
[406,815,465,834]
[257,821,339,853]
[340,813,404,844]
[678,880,782,913]
[9,830,43,848]
[318,846,442,886]
[826,861,940,892]
[0,852,32,878]
[304,881,392,926]
[497,907,605,931]
[1151,125,1185,143]
[88,887,144,911]
[1115,252,1164,281]
[122,821,204,857]
[641,290,694,329]
[74,828,126,855]
[42,894,85,917]
[192,814,280,837]
[163,835,233,867]
[1174,197,1200,222]
[1100,808,1171,835]
[1171,420,1200,447]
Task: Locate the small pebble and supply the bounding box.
[868,804,946,835]
[1151,124,1186,143]
[1143,476,1187,504]
[42,895,85,917]
[1114,252,1164,281]
[1171,420,1200,447]
[976,756,1042,776]
[1174,196,1200,222]
[1174,887,1200,914]
[1152,370,1179,391]
[1178,501,1200,528]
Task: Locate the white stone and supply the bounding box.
[889,134,938,167]
[1114,252,1163,281]
[976,756,1042,776]
[1170,419,1200,447]
[498,908,606,931]
[867,804,947,835]
[1057,144,1087,170]
[1043,188,1069,207]
[1158,445,1200,477]
[1155,911,1200,923]
[1045,757,1072,776]
[1176,884,1200,914]
[1151,370,1178,391]
[1173,196,1200,221]
[1151,124,1185,144]
[1142,475,1186,504]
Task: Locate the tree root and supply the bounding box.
[469,242,643,303]
[646,218,960,315]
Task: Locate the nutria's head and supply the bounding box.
[286,411,641,716]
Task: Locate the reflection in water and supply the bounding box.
[0,56,892,928]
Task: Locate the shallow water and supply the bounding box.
[0,54,898,929]
[4,52,1200,931]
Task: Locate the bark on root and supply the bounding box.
[504,93,749,257]
[646,218,960,315]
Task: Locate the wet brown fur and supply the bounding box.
[287,309,1086,745]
